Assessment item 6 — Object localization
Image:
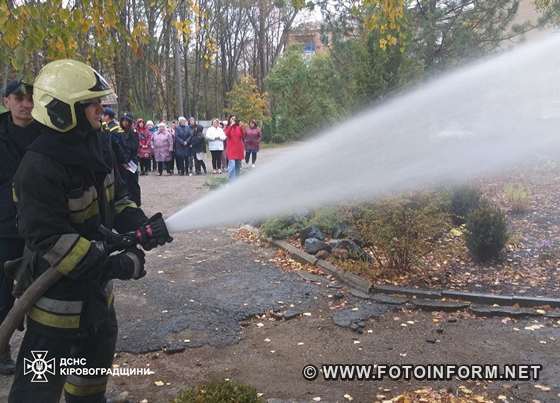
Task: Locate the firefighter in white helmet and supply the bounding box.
[9,59,172,402]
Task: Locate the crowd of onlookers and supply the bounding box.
[101,108,263,205]
[103,108,262,205]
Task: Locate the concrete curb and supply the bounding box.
[270,240,318,266]
[373,286,560,308]
[268,239,372,294]
[316,260,372,294]
[254,227,560,310]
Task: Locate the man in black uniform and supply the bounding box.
[118,113,141,206]
[0,79,37,374]
[102,107,126,166]
[9,59,172,402]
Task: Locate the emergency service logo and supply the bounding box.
[24,351,55,382]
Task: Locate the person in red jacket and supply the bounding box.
[224,115,245,180]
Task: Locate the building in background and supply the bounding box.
[286,22,331,56]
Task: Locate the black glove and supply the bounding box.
[136,212,173,251]
[106,248,146,280]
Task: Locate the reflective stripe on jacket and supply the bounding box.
[13,129,147,335]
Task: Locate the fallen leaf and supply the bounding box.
[534,384,551,391]
[450,228,463,237]
[459,385,473,394]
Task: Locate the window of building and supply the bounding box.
[303,41,316,55]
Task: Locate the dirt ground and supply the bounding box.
[1,147,559,402]
[118,310,560,402]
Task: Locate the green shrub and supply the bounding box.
[465,203,508,262]
[504,183,530,214]
[450,186,482,225]
[173,379,263,403]
[260,216,306,239]
[352,193,450,272]
[308,207,346,236]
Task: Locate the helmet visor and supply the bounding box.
[89,71,111,92]
[80,93,117,107]
[100,92,118,106]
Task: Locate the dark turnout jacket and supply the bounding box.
[13,125,147,336]
[102,120,127,164]
[119,127,139,164]
[0,112,39,238]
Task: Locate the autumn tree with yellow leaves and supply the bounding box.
[0,0,304,119]
[225,75,270,125]
[0,0,148,112]
[0,0,549,121]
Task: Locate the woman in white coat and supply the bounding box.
[205,118,227,174]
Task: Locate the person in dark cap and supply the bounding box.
[101,107,126,166]
[102,107,115,120]
[0,79,38,375]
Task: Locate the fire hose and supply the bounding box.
[0,213,172,353]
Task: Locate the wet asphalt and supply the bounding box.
[114,228,321,353]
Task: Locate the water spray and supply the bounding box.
[166,35,560,233]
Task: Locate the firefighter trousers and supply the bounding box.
[9,309,117,403]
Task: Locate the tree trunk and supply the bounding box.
[174,17,184,117]
[215,56,220,117]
